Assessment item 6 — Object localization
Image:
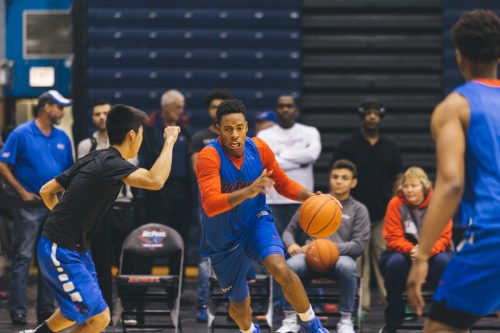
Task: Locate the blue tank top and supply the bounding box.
[455,80,500,229]
[200,137,267,255]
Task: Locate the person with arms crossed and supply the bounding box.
[257,95,321,237]
[196,99,329,333]
[406,10,500,333]
[18,104,180,333]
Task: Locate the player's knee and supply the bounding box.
[263,254,289,281]
[229,299,251,318]
[88,308,111,330]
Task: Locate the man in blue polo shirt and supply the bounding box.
[0,90,73,326]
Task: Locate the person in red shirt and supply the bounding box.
[378,167,453,333]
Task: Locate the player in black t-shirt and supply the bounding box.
[19,104,180,333]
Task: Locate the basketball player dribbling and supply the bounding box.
[18,104,180,333]
[406,10,500,333]
[196,99,330,333]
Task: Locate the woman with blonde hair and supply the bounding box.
[378,167,453,333]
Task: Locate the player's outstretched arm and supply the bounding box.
[415,93,468,260]
[40,179,64,210]
[124,126,180,190]
[407,93,469,316]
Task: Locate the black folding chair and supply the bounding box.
[306,276,363,332]
[115,223,184,333]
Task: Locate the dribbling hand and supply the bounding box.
[406,258,429,316]
[164,126,181,145]
[246,169,274,198]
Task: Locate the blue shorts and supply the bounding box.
[210,212,284,302]
[433,227,500,316]
[37,236,108,324]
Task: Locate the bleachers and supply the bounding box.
[87,9,300,28]
[88,49,300,69]
[87,69,299,88]
[74,1,301,139]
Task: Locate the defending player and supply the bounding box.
[196,99,329,333]
[406,10,500,332]
[19,104,180,333]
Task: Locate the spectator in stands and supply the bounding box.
[277,159,370,333]
[257,95,321,237]
[189,89,232,322]
[0,90,73,325]
[77,99,137,318]
[77,100,112,158]
[330,98,403,313]
[254,110,277,134]
[379,167,453,333]
[139,89,194,275]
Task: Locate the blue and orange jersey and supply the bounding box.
[196,136,302,254]
[455,79,500,229]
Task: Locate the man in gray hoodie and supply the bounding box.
[276,159,370,333]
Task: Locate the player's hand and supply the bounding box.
[20,190,41,201]
[164,126,181,145]
[300,244,309,253]
[326,193,343,210]
[406,258,429,317]
[246,169,274,198]
[287,244,302,256]
[410,245,419,262]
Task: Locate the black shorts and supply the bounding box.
[429,300,481,330]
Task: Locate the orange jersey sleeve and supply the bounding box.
[252,137,303,201]
[196,146,232,217]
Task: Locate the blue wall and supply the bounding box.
[6,0,72,97]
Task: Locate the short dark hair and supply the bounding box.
[331,159,357,178]
[106,104,147,145]
[216,99,246,123]
[452,10,500,62]
[92,99,111,109]
[205,89,233,107]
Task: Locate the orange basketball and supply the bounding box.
[298,194,342,238]
[305,239,340,273]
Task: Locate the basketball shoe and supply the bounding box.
[301,317,329,333]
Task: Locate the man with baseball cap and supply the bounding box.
[330,98,403,315]
[254,110,277,134]
[0,90,73,325]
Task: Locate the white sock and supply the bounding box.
[340,311,352,322]
[297,305,315,322]
[241,323,255,333]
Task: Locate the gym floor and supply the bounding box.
[0,274,408,333]
[0,275,498,332]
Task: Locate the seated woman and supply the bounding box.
[379,167,453,333]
